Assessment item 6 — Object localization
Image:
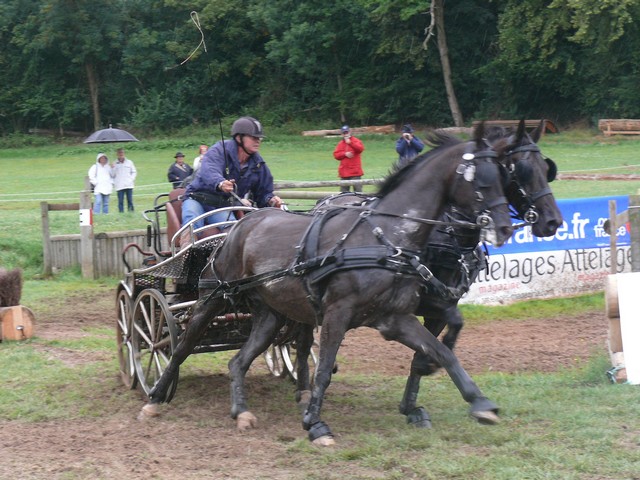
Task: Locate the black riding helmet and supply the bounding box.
[231,116,265,139]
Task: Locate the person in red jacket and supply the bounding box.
[333,125,365,192]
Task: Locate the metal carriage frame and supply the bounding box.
[115,191,309,401]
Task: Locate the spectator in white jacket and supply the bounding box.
[113,147,137,213]
[88,153,115,214]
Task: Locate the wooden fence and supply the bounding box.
[41,179,380,278]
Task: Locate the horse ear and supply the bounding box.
[516,118,526,140]
[474,121,486,147]
[530,119,544,143]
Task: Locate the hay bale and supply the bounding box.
[0,268,23,307]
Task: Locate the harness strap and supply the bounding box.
[367,218,466,301]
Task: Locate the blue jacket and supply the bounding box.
[186,139,276,207]
[395,136,425,167]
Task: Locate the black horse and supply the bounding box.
[397,120,562,427]
[143,130,514,445]
[312,120,562,428]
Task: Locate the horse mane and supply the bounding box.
[377,131,462,197]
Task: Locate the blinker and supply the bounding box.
[463,165,476,182]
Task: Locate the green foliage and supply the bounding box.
[6,0,640,134]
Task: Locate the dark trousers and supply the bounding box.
[339,176,362,193]
[117,189,134,212]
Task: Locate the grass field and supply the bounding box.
[3,127,640,276]
[2,129,640,478]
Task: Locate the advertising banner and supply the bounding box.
[462,196,631,305]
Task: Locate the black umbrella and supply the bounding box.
[83,125,139,144]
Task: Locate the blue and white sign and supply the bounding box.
[487,196,630,255]
[464,196,631,305]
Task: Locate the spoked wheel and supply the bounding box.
[263,343,287,378]
[281,340,319,382]
[116,288,137,389]
[131,289,178,401]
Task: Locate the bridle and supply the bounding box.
[445,143,508,242]
[503,140,557,227]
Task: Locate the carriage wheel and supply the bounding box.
[131,289,178,401]
[281,340,319,382]
[116,288,137,389]
[263,344,287,378]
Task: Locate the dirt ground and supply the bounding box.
[0,292,608,479]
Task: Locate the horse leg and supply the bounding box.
[302,312,348,446]
[378,314,499,425]
[398,307,450,427]
[293,324,315,411]
[441,306,464,351]
[141,297,224,417]
[228,307,284,431]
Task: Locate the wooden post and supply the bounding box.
[41,202,52,276]
[628,195,640,272]
[80,177,95,279]
[609,200,617,275]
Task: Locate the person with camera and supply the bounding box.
[395,124,425,167]
[180,116,282,241]
[333,124,365,192]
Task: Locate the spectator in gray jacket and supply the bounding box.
[168,152,193,189]
[113,147,137,212]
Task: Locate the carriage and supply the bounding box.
[115,188,307,400]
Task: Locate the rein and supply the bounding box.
[318,201,488,230]
[199,142,510,305]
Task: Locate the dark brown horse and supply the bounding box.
[143,130,514,445]
[312,120,562,428]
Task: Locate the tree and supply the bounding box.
[424,0,463,126]
[30,0,124,130]
[249,0,377,124]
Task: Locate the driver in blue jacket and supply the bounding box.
[181,116,282,236]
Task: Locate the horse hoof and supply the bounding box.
[138,402,161,421]
[471,410,500,425]
[312,435,335,447]
[406,407,432,428]
[236,411,258,431]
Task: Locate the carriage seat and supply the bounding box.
[165,188,222,249]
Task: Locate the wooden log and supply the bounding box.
[302,125,395,136]
[0,305,35,341]
[599,119,640,136]
[471,119,558,134]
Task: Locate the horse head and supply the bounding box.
[485,119,563,237]
[411,130,514,247]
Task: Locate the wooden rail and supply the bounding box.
[41,180,381,278]
[471,119,558,135]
